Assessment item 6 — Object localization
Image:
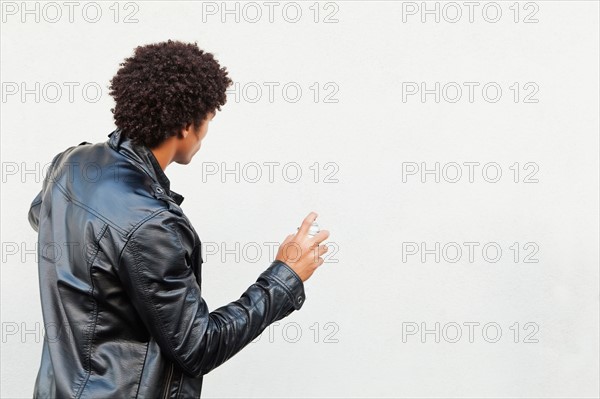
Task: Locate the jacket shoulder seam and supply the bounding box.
[116,208,179,273]
[52,181,128,235]
[126,207,171,240]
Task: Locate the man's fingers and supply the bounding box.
[309,245,329,262]
[297,211,318,237]
[318,244,329,256]
[311,229,329,244]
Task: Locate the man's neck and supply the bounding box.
[149,143,176,171]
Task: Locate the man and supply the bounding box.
[27,39,330,398]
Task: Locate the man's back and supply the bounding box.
[29,130,307,398]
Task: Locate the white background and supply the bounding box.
[1,1,599,398]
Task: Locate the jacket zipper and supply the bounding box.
[162,363,174,399]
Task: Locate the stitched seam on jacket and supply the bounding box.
[52,178,169,240]
[175,372,184,399]
[134,341,150,398]
[127,207,170,240]
[117,208,168,281]
[126,213,198,377]
[73,223,108,399]
[52,181,127,235]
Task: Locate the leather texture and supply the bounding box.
[28,129,306,398]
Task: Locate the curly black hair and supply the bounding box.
[109,40,233,148]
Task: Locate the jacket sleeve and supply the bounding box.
[117,209,306,378]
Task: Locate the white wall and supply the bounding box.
[1,1,598,397]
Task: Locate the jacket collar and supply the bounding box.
[107,129,184,205]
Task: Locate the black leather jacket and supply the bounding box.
[28,129,306,398]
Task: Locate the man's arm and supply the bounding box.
[117,209,305,378]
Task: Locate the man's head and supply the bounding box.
[109,40,232,164]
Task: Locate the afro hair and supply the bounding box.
[109,40,233,148]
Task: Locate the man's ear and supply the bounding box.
[181,123,192,139]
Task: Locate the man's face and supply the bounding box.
[175,111,215,164]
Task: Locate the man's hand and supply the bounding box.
[275,212,330,282]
